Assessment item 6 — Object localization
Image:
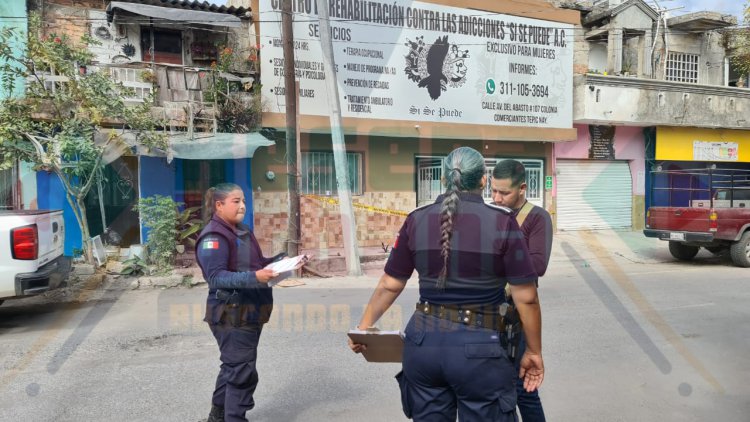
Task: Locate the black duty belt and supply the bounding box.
[415,301,515,331]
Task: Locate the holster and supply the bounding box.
[501,300,523,362]
[216,289,243,327]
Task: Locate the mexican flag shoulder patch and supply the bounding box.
[202,238,220,250]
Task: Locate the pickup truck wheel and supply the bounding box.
[0,300,4,306]
[669,241,699,261]
[730,232,750,268]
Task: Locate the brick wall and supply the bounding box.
[253,191,416,253]
[43,3,92,43]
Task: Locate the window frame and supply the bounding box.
[140,27,183,65]
[300,151,364,196]
[665,52,699,84]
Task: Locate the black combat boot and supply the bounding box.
[206,404,224,422]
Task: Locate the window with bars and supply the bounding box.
[301,152,363,196]
[666,52,699,84]
[416,157,544,208]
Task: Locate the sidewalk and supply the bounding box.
[296,229,670,282]
[552,228,667,265]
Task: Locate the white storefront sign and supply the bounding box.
[693,141,739,162]
[259,0,574,128]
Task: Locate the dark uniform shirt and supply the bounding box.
[196,215,274,325]
[385,192,537,306]
[516,204,553,278]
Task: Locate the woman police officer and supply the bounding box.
[350,147,545,421]
[196,183,285,422]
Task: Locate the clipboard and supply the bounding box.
[348,329,404,363]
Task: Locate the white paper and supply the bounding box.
[265,255,308,287]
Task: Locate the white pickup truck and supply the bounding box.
[0,210,72,306]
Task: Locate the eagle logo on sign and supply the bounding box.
[404,35,469,100]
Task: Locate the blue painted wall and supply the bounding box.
[139,156,254,243]
[36,172,82,256]
[226,158,254,229]
[138,156,177,243]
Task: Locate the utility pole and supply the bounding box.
[315,0,362,276]
[282,0,301,258]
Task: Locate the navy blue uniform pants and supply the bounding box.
[514,333,546,422]
[397,312,518,421]
[209,322,262,422]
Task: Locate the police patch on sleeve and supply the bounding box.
[202,237,220,250]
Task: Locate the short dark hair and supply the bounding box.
[492,159,526,187]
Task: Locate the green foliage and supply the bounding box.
[0,13,167,262]
[121,255,149,277]
[204,45,263,133]
[136,195,179,274]
[729,2,750,77]
[177,206,204,249]
[216,84,263,133]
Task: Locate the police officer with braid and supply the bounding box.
[196,183,285,422]
[350,147,545,421]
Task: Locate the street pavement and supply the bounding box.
[0,230,748,421]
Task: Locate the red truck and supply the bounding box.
[644,168,750,267]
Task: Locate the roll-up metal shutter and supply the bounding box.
[556,160,632,230]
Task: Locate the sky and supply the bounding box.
[670,0,745,21]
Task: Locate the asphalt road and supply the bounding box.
[0,232,749,422]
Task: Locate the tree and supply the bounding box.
[729,2,750,78]
[0,14,166,263]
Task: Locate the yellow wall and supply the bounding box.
[656,127,750,162]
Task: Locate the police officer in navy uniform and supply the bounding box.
[196,183,285,422]
[350,147,545,421]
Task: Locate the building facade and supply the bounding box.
[250,0,580,253]
[561,0,745,231]
[29,0,272,253]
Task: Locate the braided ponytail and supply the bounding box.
[437,147,486,290]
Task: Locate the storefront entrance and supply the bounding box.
[556,160,632,230]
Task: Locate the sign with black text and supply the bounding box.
[260,0,574,128]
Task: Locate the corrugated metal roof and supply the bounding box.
[108,0,251,19]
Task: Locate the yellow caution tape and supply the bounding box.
[304,194,409,217]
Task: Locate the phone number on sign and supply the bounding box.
[495,82,550,97]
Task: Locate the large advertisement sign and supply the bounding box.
[259,0,574,128]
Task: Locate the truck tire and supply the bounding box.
[669,241,699,261]
[0,300,4,306]
[730,232,750,268]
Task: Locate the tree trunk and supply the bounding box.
[77,197,93,264]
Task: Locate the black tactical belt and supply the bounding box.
[415,301,511,331]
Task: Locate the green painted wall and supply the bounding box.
[0,1,28,99]
[251,132,547,193]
